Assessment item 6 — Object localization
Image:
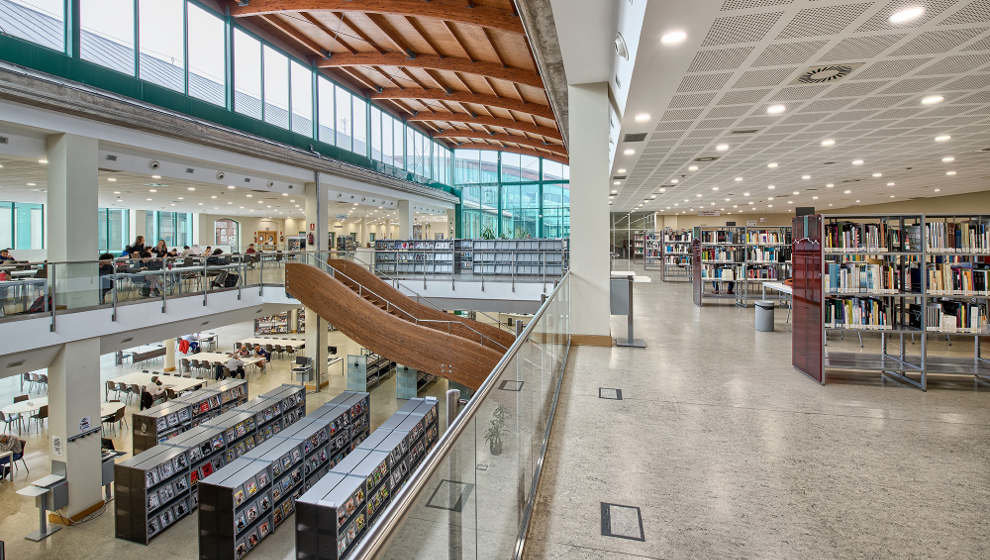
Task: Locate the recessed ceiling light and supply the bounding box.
[149,189,157,193]
[801,174,810,180]
[610,190,618,195]
[211,195,218,199]
[649,195,657,199]
[113,191,120,194]
[712,186,719,191]
[170,203,176,207]
[855,200,861,204]
[820,139,836,147]
[748,201,754,205]
[787,200,794,204]
[946,170,956,176]
[887,182,895,187]
[38,158,48,164]
[766,104,786,115]
[695,194,702,198]
[792,191,799,195]
[889,6,925,25]
[767,162,778,168]
[146,197,153,201]
[198,202,204,206]
[107,177,117,182]
[941,156,955,163]
[734,177,743,182]
[934,135,951,142]
[658,188,666,193]
[921,95,944,105]
[187,187,196,191]
[227,201,232,205]
[616,168,627,174]
[743,192,750,197]
[239,206,244,209]
[715,143,729,152]
[246,194,253,198]
[843,189,852,194]
[812,196,819,200]
[177,196,184,200]
[671,179,680,184]
[634,113,651,123]
[934,188,942,192]
[851,159,864,166]
[767,185,775,190]
[613,180,621,186]
[660,29,687,46]
[826,183,834,188]
[151,174,161,179]
[623,148,635,156]
[767,204,774,208]
[688,165,698,171]
[872,172,882,178]
[281,193,288,196]
[768,196,775,201]
[26,182,36,186]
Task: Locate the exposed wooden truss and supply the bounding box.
[434,131,565,157]
[319,53,542,88]
[453,143,568,165]
[230,0,525,34]
[409,112,562,141]
[372,89,554,120]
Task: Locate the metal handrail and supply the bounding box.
[308,256,509,352]
[347,271,570,560]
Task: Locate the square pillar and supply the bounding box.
[568,83,611,341]
[397,200,412,239]
[46,133,99,308]
[304,177,329,388]
[48,338,103,518]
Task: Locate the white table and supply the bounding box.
[0,399,125,434]
[761,281,793,299]
[239,337,306,350]
[112,372,205,393]
[187,352,265,369]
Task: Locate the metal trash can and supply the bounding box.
[755,300,775,332]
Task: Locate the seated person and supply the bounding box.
[0,434,22,479]
[225,354,246,379]
[98,252,116,303]
[0,248,15,262]
[237,345,253,358]
[253,344,271,369]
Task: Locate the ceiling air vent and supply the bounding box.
[185,167,195,174]
[613,175,627,180]
[0,136,8,144]
[623,133,647,143]
[730,129,760,134]
[695,156,719,162]
[104,154,117,161]
[794,63,860,84]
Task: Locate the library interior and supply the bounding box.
[0,1,987,559]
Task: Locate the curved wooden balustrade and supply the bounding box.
[285,262,503,389]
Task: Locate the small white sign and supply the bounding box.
[746,220,757,226]
[79,416,91,432]
[52,436,64,458]
[697,210,720,216]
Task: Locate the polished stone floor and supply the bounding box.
[0,320,449,560]
[525,273,989,560]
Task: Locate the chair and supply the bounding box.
[180,358,190,374]
[165,388,178,400]
[30,405,48,433]
[0,411,16,434]
[0,438,27,480]
[273,345,284,359]
[105,380,119,401]
[109,400,127,429]
[129,384,141,405]
[12,394,28,404]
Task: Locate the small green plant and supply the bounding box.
[481,225,496,240]
[483,404,508,455]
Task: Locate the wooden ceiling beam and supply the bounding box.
[372,88,553,119]
[325,11,385,53]
[370,65,403,88]
[434,130,565,156]
[336,67,379,92]
[257,14,328,58]
[230,0,525,34]
[404,16,443,56]
[319,53,542,88]
[409,112,561,141]
[452,142,568,164]
[364,13,417,57]
[300,12,355,54]
[441,20,473,61]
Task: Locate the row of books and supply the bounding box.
[663,244,690,255]
[700,248,743,262]
[746,231,789,245]
[701,265,736,280]
[824,297,891,330]
[745,267,784,280]
[824,263,903,294]
[924,221,990,253]
[926,301,989,333]
[927,263,990,294]
[747,247,790,263]
[824,222,919,252]
[663,231,692,243]
[699,230,743,245]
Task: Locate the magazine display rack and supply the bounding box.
[131,379,248,454]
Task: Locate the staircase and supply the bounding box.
[285,261,510,389]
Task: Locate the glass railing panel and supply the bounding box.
[0,261,49,318]
[367,273,570,560]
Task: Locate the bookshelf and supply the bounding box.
[743,226,792,302]
[255,312,290,335]
[644,232,662,271]
[375,238,568,278]
[791,213,989,390]
[131,379,248,454]
[692,225,793,305]
[631,232,646,260]
[198,391,369,560]
[660,228,692,281]
[295,397,440,560]
[114,384,304,544]
[373,239,454,275]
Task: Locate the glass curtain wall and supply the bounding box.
[145,211,193,248]
[455,150,570,239]
[3,0,454,188]
[98,208,129,254]
[0,202,44,250]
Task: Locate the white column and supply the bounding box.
[47,133,99,308]
[129,210,146,249]
[397,200,412,239]
[164,338,177,372]
[304,177,329,386]
[48,338,102,518]
[568,82,611,340]
[446,209,456,239]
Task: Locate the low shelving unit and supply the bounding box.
[660,228,692,281]
[791,213,989,390]
[692,225,793,305]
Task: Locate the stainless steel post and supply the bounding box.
[445,387,462,560]
[615,274,646,348]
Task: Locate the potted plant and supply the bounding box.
[481,226,496,240]
[483,404,508,456]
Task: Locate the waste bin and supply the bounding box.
[755,300,774,332]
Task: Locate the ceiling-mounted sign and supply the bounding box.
[746,220,757,226]
[697,210,720,216]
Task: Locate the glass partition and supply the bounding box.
[186,2,225,105]
[138,0,184,91]
[350,272,571,560]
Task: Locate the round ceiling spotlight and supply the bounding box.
[766,104,786,115]
[934,135,951,143]
[614,32,629,60]
[921,95,944,105]
[797,64,854,84]
[820,138,836,147]
[889,6,925,25]
[715,143,729,152]
[660,30,687,46]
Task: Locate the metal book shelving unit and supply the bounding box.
[791,213,989,391]
[660,228,691,280]
[692,225,793,305]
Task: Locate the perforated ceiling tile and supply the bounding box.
[943,0,990,25]
[941,73,990,90]
[696,118,744,129]
[777,3,872,40]
[731,66,799,88]
[876,108,929,120]
[961,33,990,53]
[668,92,718,109]
[914,53,990,76]
[892,28,988,57]
[818,34,907,61]
[823,80,889,97]
[653,120,692,131]
[781,113,826,125]
[847,95,912,109]
[661,107,706,122]
[954,90,990,104]
[831,109,880,122]
[720,0,794,10]
[857,0,959,33]
[752,40,829,67]
[706,105,752,119]
[880,76,951,95]
[770,84,831,101]
[737,116,781,128]
[676,72,735,93]
[687,47,755,72]
[716,89,773,105]
[700,12,785,47]
[854,58,933,80]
